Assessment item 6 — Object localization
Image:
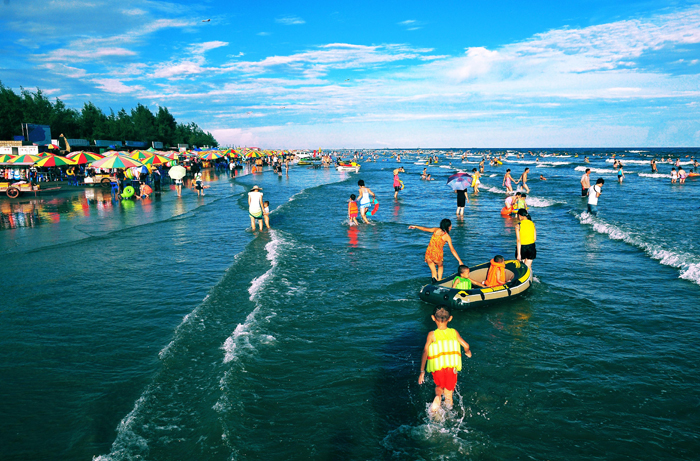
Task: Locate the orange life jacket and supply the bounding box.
[348,201,358,214]
[484,259,506,287]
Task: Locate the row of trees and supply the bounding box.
[0,81,218,147]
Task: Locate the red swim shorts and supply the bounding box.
[432,367,458,391]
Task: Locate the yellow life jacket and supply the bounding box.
[519,219,535,245]
[426,328,462,373]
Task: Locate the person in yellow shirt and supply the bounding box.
[515,209,537,269]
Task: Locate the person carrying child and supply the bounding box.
[348,194,359,226]
[194,171,204,196]
[418,305,472,412]
[263,200,271,229]
[451,265,486,290]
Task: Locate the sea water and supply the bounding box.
[1,149,699,460]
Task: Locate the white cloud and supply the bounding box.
[38,47,136,62]
[92,78,144,94]
[275,16,305,25]
[189,41,229,55]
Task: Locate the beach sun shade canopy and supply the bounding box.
[34,155,78,168]
[90,155,146,169]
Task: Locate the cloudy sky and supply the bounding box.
[1,0,699,148]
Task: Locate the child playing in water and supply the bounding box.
[617,165,625,184]
[263,201,271,229]
[419,305,472,412]
[671,168,678,183]
[471,168,481,194]
[348,194,359,226]
[451,265,486,290]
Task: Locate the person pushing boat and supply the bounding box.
[408,219,463,282]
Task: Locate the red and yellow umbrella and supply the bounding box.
[68,151,104,164]
[34,155,78,167]
[244,151,261,158]
[7,154,41,164]
[140,154,172,166]
[90,155,145,169]
[0,154,16,163]
[130,150,151,161]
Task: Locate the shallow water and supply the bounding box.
[1,150,699,460]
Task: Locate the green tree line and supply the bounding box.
[0,81,218,147]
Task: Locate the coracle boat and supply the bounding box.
[336,162,361,172]
[419,259,532,309]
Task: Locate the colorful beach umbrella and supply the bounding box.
[90,155,145,169]
[7,154,41,164]
[34,155,77,168]
[0,154,16,163]
[245,151,261,158]
[198,151,224,160]
[129,150,151,161]
[140,154,172,167]
[102,150,122,156]
[68,151,104,164]
[446,172,472,191]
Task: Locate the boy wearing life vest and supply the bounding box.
[483,255,511,287]
[451,265,486,290]
[419,306,472,412]
[348,194,359,226]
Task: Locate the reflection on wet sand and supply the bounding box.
[0,168,244,230]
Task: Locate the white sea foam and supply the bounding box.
[574,166,617,174]
[575,212,700,286]
[527,196,559,208]
[638,173,669,179]
[537,161,574,166]
[222,307,261,363]
[481,185,506,194]
[222,230,283,364]
[94,393,152,460]
[608,158,693,166]
[627,150,648,153]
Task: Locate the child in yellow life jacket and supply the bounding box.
[419,306,472,412]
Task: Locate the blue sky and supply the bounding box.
[1,0,699,148]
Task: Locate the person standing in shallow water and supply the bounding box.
[393,167,405,199]
[408,219,463,282]
[248,185,264,231]
[357,179,376,223]
[515,209,537,270]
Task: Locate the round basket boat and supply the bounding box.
[419,259,532,310]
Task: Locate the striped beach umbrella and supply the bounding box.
[0,154,16,163]
[130,150,151,161]
[67,151,104,164]
[34,155,78,168]
[7,154,41,164]
[198,151,224,160]
[244,151,261,158]
[90,154,145,169]
[140,154,172,166]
